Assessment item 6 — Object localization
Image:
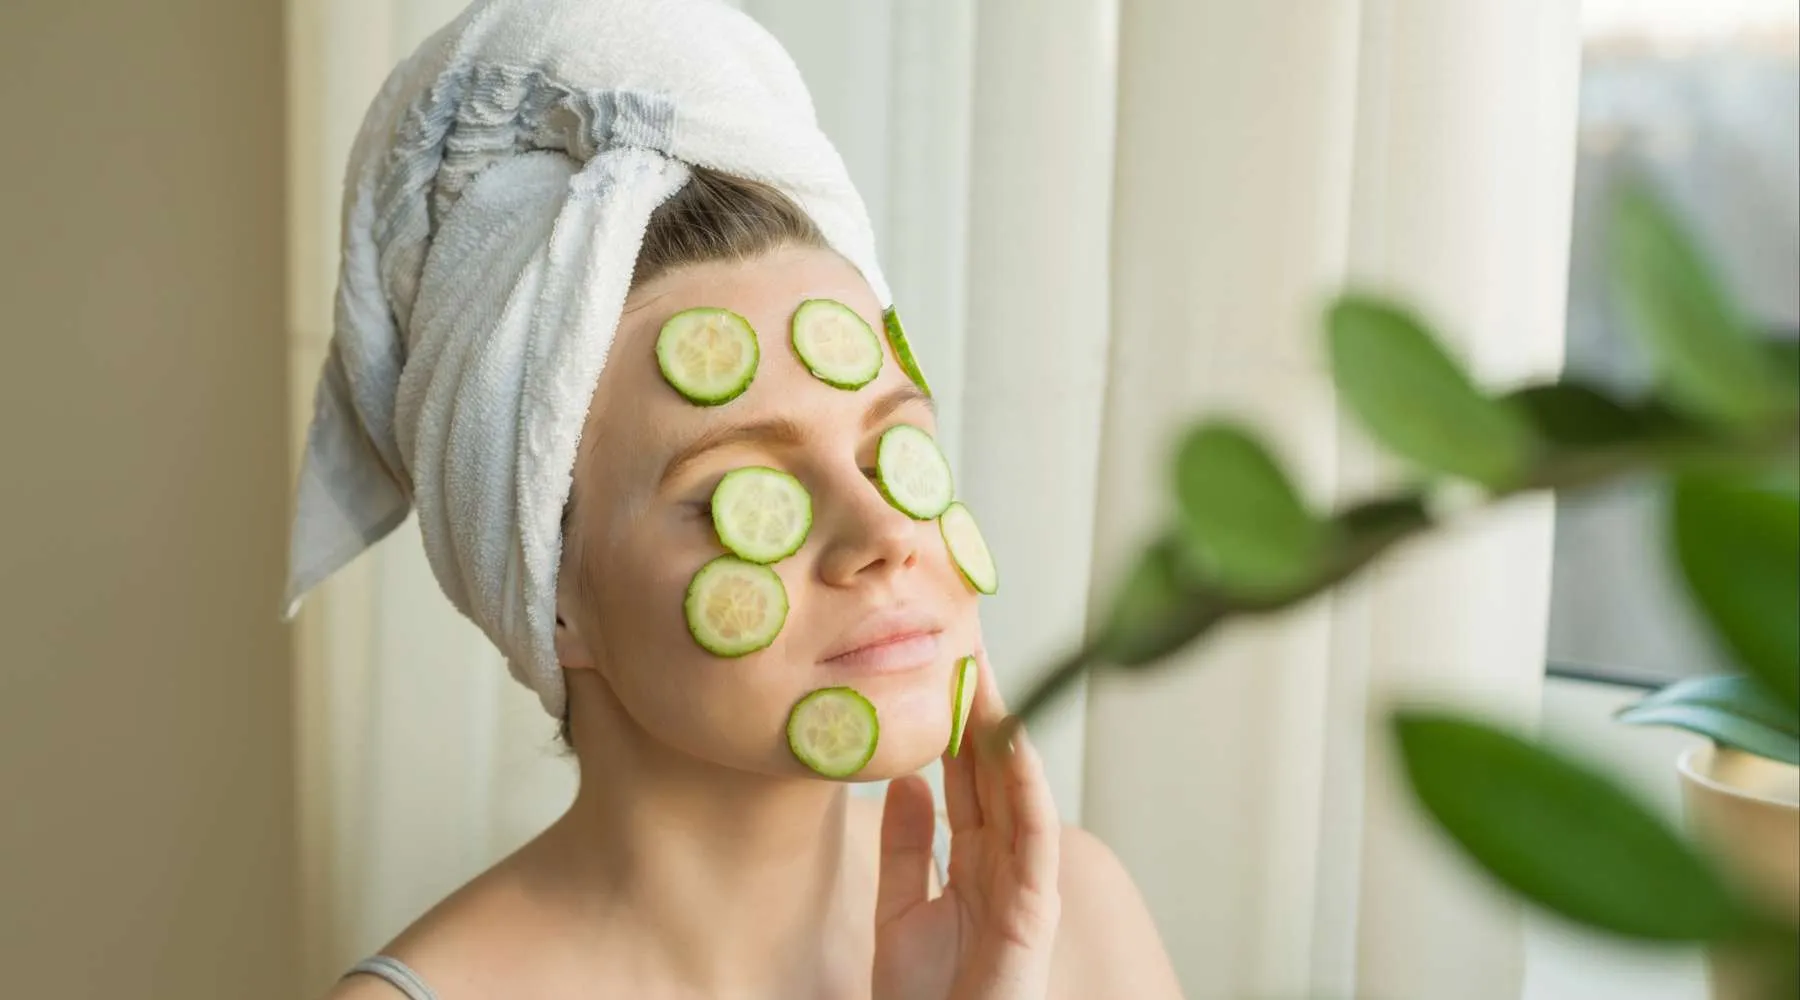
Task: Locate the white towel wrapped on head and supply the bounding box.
[284,0,891,719]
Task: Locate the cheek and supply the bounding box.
[594,546,814,765]
[591,522,989,779]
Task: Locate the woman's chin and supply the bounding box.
[781,725,950,783]
[854,719,955,781]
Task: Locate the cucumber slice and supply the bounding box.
[882,307,933,397]
[791,299,882,389]
[712,467,812,564]
[948,655,978,757]
[787,686,880,778]
[684,556,788,657]
[875,424,954,520]
[657,307,759,405]
[939,502,998,595]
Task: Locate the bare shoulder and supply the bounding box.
[1051,824,1186,999]
[312,844,567,1000]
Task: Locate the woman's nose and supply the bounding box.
[815,470,921,587]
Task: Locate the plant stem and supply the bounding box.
[1005,419,1798,730]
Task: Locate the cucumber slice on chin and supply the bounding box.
[948,656,978,757]
[787,686,880,778]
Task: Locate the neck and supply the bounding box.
[539,679,870,998]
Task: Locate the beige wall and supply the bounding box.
[0,1,297,998]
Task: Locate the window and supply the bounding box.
[1547,0,1799,687]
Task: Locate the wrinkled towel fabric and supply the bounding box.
[284,0,891,719]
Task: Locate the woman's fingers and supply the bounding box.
[967,646,1013,840]
[943,726,982,834]
[874,774,938,928]
[1003,721,1061,896]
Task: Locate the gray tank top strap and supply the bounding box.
[344,956,439,1000]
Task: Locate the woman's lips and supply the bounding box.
[823,630,942,674]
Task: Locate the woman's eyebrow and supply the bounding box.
[659,384,932,488]
[660,417,808,488]
[863,383,934,428]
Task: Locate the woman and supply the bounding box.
[294,2,1182,997]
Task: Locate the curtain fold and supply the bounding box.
[286,1,1582,996]
[959,0,1120,821]
[1083,0,1581,996]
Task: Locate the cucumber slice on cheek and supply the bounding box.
[788,686,880,778]
[948,655,978,757]
[939,501,997,595]
[657,307,759,405]
[874,424,954,520]
[684,556,788,657]
[791,299,882,390]
[712,467,812,564]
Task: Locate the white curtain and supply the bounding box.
[285,1,1581,997]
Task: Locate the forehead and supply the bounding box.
[584,245,900,483]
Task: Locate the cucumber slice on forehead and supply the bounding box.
[787,686,880,778]
[948,655,978,757]
[791,299,882,389]
[684,556,788,657]
[712,467,812,564]
[882,307,933,397]
[657,307,759,405]
[939,502,998,595]
[875,424,954,520]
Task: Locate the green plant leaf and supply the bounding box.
[1618,704,1800,765]
[1173,422,1332,595]
[1097,535,1223,667]
[1327,295,1536,489]
[1670,475,1800,711]
[1620,675,1799,738]
[1608,184,1797,426]
[1393,710,1750,942]
[1766,335,1799,389]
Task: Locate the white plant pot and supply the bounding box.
[1677,744,1800,1000]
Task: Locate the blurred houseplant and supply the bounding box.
[1008,180,1800,1000]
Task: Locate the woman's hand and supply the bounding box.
[872,646,1062,1000]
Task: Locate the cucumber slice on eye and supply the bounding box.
[874,424,954,520]
[948,655,978,757]
[939,502,998,595]
[684,556,788,657]
[657,307,759,405]
[882,306,933,397]
[712,467,812,564]
[787,686,880,778]
[791,298,882,390]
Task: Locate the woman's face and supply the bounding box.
[557,244,979,781]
